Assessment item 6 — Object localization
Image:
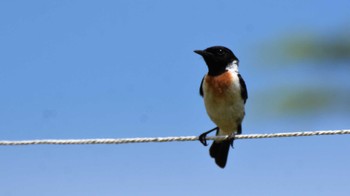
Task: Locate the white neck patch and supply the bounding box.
[226,60,239,73]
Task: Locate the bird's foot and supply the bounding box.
[198,127,218,146]
[229,133,236,148]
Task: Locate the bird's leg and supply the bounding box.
[198,127,219,146]
[229,133,236,148]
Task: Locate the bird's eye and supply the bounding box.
[217,49,224,55]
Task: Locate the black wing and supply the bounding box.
[238,74,248,103]
[199,76,204,97]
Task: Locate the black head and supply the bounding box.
[194,46,238,76]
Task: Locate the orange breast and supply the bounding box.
[205,71,233,95]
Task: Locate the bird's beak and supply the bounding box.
[194,50,206,56]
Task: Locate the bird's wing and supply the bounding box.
[238,74,248,103]
[199,76,205,97]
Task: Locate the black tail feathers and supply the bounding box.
[209,140,231,168]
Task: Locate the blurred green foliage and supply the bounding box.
[283,34,350,63]
[258,27,350,115]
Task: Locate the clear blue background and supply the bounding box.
[1,0,350,195]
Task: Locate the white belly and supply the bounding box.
[203,72,245,135]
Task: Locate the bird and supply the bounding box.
[194,46,248,168]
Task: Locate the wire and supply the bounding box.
[0,129,349,146]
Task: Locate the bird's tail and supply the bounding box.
[209,139,231,168]
[209,125,242,168]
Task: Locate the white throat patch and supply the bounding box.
[226,60,239,73]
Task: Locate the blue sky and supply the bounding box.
[1,0,350,195]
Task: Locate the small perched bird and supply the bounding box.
[194,46,248,168]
